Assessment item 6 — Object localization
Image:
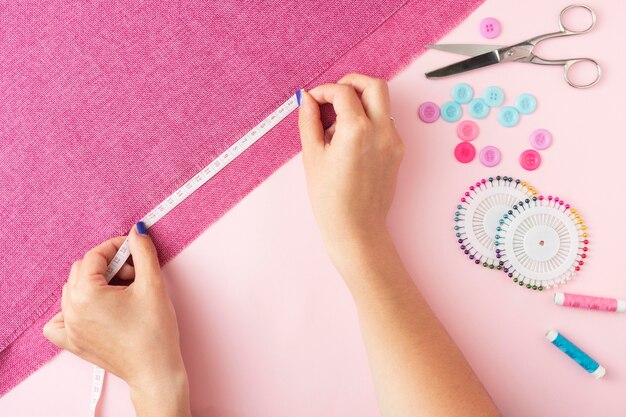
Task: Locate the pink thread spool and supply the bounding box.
[554,292,625,313]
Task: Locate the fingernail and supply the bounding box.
[136,221,148,236]
[296,89,305,106]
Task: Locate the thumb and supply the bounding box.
[298,90,325,160]
[128,221,163,286]
[43,312,69,349]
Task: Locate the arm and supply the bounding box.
[298,74,501,417]
[44,225,192,417]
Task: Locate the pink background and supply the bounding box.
[2,0,625,416]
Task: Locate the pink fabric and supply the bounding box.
[0,0,482,396]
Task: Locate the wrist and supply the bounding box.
[129,363,191,417]
[325,224,396,279]
[322,218,390,254]
[330,229,418,308]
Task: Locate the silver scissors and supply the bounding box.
[425,4,601,88]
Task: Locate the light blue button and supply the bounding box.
[483,86,505,107]
[440,101,462,122]
[515,93,537,114]
[498,106,520,127]
[468,98,490,119]
[451,83,473,104]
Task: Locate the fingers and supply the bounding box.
[61,283,70,314]
[116,263,135,281]
[298,90,325,159]
[338,73,391,121]
[324,122,336,143]
[66,260,81,288]
[68,228,154,291]
[308,84,367,121]
[43,311,69,349]
[127,223,163,287]
[77,236,128,288]
[107,264,136,286]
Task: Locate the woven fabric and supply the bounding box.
[0,0,483,396]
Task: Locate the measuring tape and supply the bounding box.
[89,366,105,417]
[90,90,303,416]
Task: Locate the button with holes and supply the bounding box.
[480,17,501,39]
[529,128,552,150]
[479,145,501,167]
[483,86,505,107]
[451,83,474,104]
[457,120,479,141]
[454,141,476,163]
[498,106,520,127]
[441,101,462,122]
[468,98,490,119]
[418,101,440,123]
[515,93,537,114]
[520,149,542,171]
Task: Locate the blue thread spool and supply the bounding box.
[545,330,605,378]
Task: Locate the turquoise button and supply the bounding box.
[468,98,490,119]
[498,106,520,127]
[515,93,537,114]
[440,101,462,122]
[451,83,473,104]
[483,86,505,107]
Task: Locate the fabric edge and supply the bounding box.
[1,0,484,396]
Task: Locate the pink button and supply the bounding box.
[520,149,542,171]
[480,17,501,39]
[479,146,501,167]
[456,120,479,141]
[418,101,440,123]
[529,129,552,150]
[454,142,476,163]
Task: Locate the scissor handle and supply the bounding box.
[563,58,602,88]
[526,4,596,45]
[529,56,601,88]
[558,4,596,34]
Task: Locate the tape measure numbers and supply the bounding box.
[104,90,302,281]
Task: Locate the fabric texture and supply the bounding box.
[0,0,483,396]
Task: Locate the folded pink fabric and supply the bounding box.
[0,0,483,395]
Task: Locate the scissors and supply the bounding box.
[425,4,601,88]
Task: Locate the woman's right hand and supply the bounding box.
[297,74,404,262]
[299,74,501,417]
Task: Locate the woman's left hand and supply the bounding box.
[43,224,191,417]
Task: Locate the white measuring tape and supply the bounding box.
[89,366,105,416]
[89,90,302,416]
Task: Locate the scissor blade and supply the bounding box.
[425,50,501,79]
[427,43,505,57]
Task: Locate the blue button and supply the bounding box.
[483,86,505,107]
[515,93,537,114]
[498,106,520,127]
[440,101,462,122]
[468,98,490,119]
[451,83,473,104]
